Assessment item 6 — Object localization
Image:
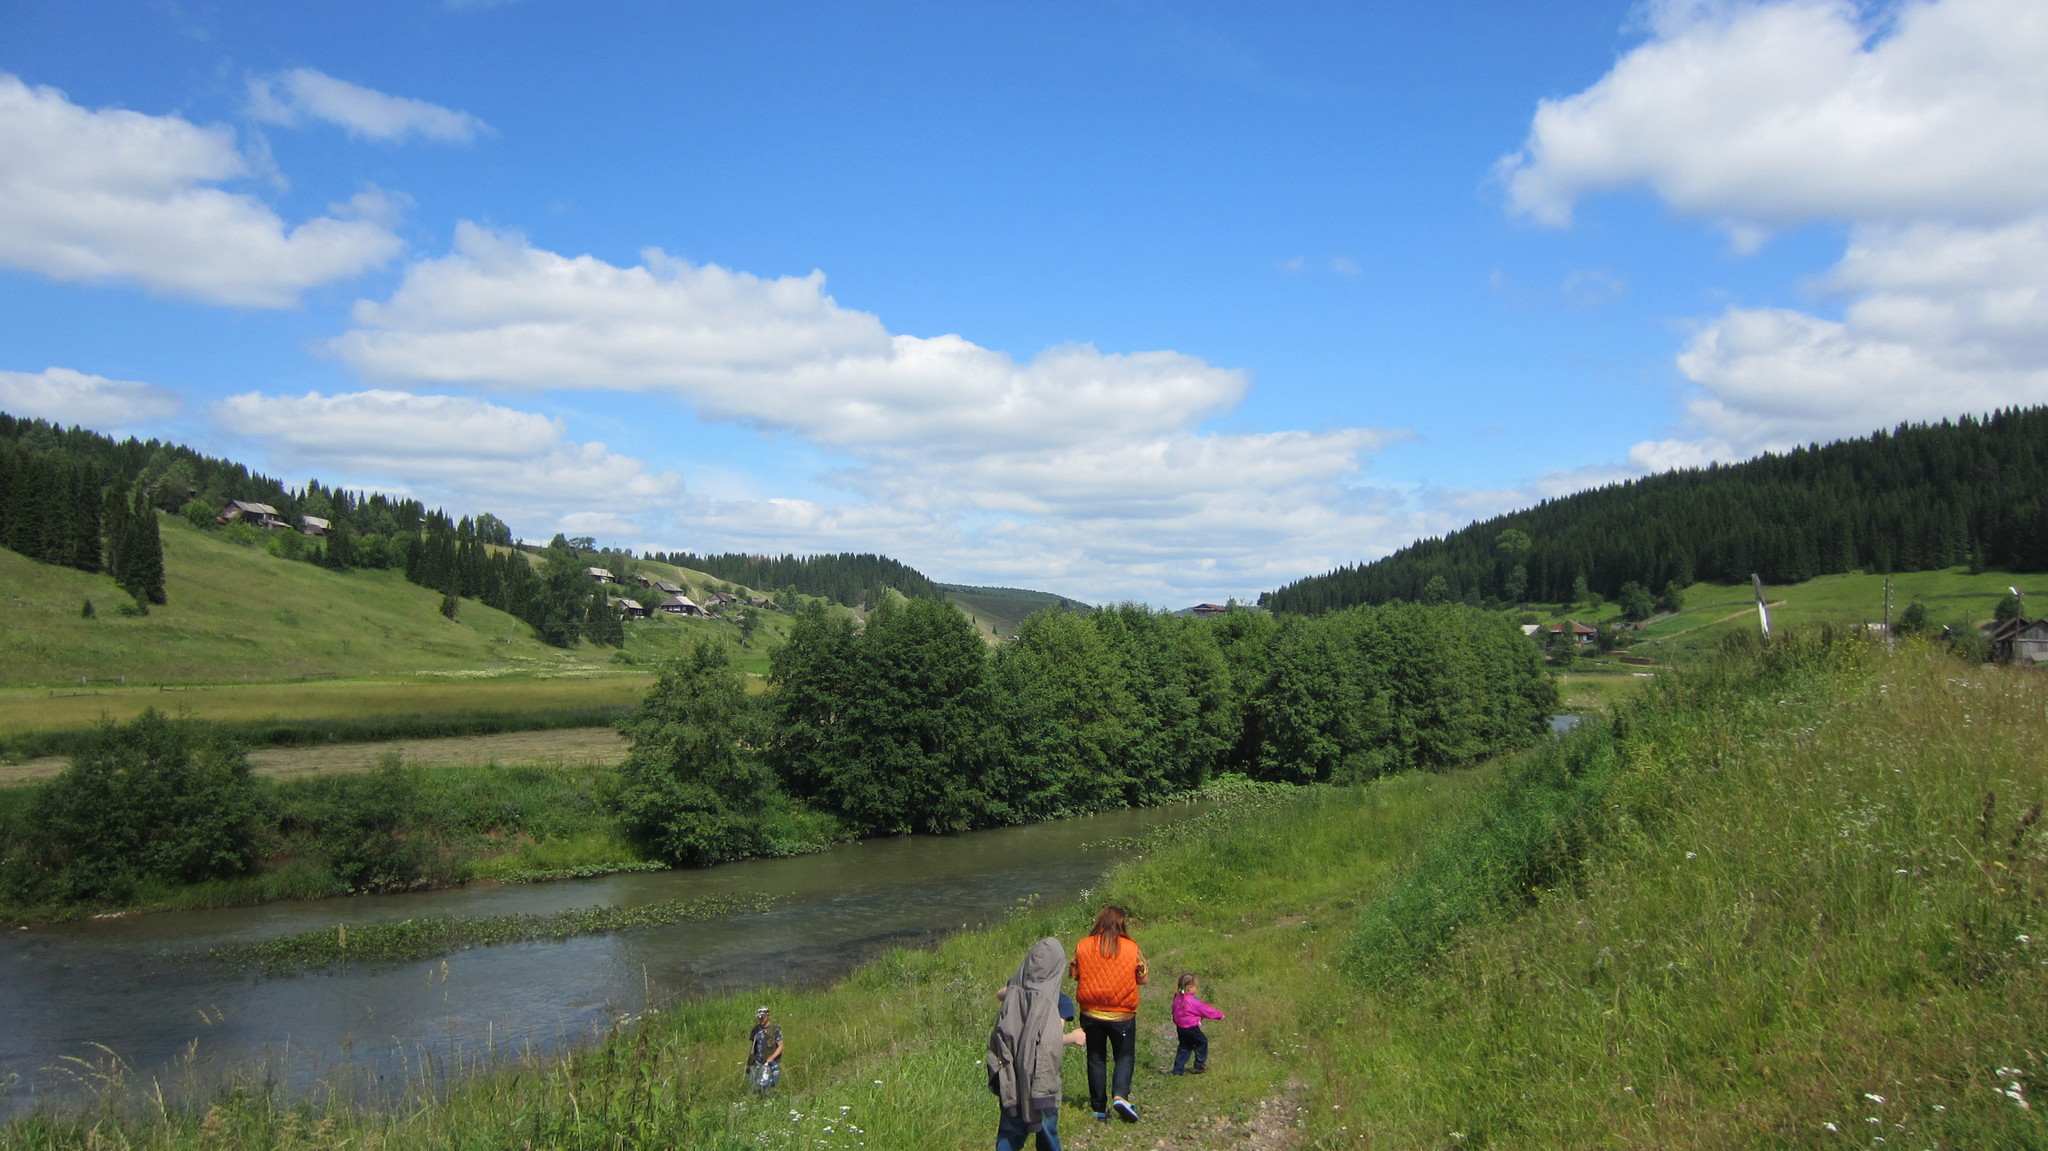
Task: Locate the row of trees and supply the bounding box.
[1266,408,2048,614]
[613,599,1557,863]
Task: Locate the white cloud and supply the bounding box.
[213,390,680,529]
[247,69,488,144]
[1501,0,2048,230]
[333,224,1246,454]
[0,73,403,307]
[321,224,1424,602]
[1495,0,2048,467]
[0,367,182,427]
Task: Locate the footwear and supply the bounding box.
[1093,1112,1109,1122]
[1112,1098,1139,1123]
[1190,1067,1208,1075]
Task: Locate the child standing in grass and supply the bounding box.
[747,1006,783,1094]
[1169,974,1223,1075]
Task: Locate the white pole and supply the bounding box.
[1753,573,1771,639]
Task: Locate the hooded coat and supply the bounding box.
[986,937,1066,1127]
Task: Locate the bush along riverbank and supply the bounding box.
[1,598,1553,922]
[6,632,2043,1150]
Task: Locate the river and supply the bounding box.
[0,802,1196,1117]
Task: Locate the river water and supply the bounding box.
[0,802,1196,1117]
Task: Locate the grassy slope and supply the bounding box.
[0,523,813,722]
[944,587,1080,640]
[14,645,2045,1149]
[1547,566,2046,660]
[0,516,615,686]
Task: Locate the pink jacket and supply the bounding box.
[1171,991,1224,1030]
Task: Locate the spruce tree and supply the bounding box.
[122,493,166,604]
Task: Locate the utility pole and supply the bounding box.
[1883,577,1893,637]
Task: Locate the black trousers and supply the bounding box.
[1080,1015,1136,1111]
[1172,1025,1208,1073]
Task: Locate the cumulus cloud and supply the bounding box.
[333,224,1247,455]
[0,73,403,306]
[1497,0,2048,467]
[0,367,183,427]
[322,224,1420,601]
[1501,0,2048,230]
[213,390,679,528]
[247,69,488,143]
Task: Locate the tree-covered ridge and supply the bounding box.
[1265,407,2048,614]
[648,550,943,607]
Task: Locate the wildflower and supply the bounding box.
[2019,935,2032,944]
[1686,851,1697,859]
[1824,1122,1839,1132]
[1933,1105,1946,1112]
[872,1080,883,1086]
[1866,1094,1886,1104]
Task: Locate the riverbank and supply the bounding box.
[8,639,2042,1149]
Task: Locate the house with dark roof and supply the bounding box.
[656,594,705,617]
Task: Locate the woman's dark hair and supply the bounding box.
[1091,905,1130,958]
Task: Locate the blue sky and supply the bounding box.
[3,0,2044,603]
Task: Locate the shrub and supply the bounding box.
[1,710,267,904]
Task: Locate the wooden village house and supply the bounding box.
[298,515,330,537]
[216,500,288,530]
[1987,617,2048,665]
[614,598,648,619]
[656,593,706,617]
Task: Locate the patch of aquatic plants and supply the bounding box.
[213,892,778,974]
[495,860,668,884]
[1079,774,1305,852]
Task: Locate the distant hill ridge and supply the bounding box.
[1264,407,2048,615]
[939,583,1082,606]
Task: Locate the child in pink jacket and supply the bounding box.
[1170,973,1224,1075]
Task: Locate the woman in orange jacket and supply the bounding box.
[1070,905,1147,1123]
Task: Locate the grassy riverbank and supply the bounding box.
[7,638,2045,1149]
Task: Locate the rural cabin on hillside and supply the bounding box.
[585,567,617,584]
[656,593,706,617]
[1548,620,1598,646]
[216,501,288,531]
[614,598,648,619]
[298,515,329,537]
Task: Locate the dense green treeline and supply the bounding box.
[649,549,942,607]
[613,598,1555,862]
[1267,406,2048,613]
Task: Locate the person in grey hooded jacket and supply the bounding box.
[986,937,1074,1150]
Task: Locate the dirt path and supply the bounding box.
[0,726,628,785]
[1059,1077,1306,1151]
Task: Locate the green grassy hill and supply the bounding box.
[941,583,1086,639]
[0,518,824,741]
[1547,566,2043,661]
[0,514,611,688]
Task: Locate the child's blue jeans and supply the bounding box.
[1172,1025,1208,1074]
[995,1106,1061,1151]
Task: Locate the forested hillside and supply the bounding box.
[1266,407,2048,614]
[647,550,943,606]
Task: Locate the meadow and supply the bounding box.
[8,634,2039,1149]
